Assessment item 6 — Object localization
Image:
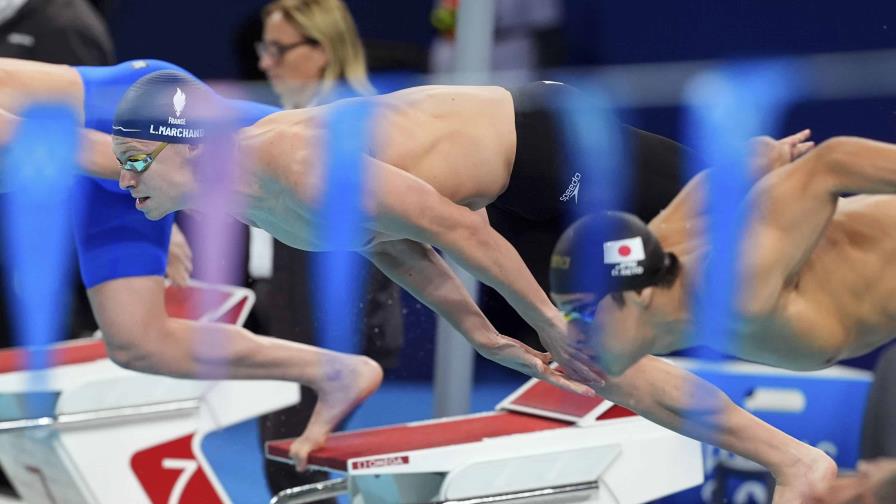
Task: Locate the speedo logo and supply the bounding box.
[560,172,582,203]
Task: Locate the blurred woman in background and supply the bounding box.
[252,0,403,498]
[257,0,374,108]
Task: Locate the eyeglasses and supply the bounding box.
[255,39,319,63]
[119,142,169,173]
[560,300,597,324]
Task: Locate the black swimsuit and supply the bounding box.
[487,80,692,290]
[494,80,690,226]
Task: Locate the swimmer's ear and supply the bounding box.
[633,287,654,309]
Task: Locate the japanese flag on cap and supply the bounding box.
[550,211,668,296]
[603,237,646,264]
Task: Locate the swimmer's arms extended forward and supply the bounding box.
[356,154,605,388]
[364,236,595,396]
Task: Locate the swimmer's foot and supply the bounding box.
[289,355,383,471]
[771,445,837,504]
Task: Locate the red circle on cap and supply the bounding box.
[618,245,631,257]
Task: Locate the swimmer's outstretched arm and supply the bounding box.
[0,106,120,182]
[603,356,835,501]
[364,238,595,396]
[359,156,603,384]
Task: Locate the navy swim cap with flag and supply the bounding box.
[550,211,671,297]
[113,70,224,144]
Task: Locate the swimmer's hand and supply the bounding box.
[538,324,611,390]
[166,224,193,286]
[809,458,896,504]
[474,333,598,397]
[751,128,815,178]
[807,474,870,504]
[859,458,896,501]
[764,444,836,504]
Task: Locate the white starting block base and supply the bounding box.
[0,281,299,504]
[267,374,704,504]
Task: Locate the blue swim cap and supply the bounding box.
[112,70,223,144]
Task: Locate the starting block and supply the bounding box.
[0,281,298,504]
[266,374,704,504]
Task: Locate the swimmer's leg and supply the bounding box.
[89,276,383,473]
[287,349,383,471]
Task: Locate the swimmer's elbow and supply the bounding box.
[601,357,635,378]
[106,339,162,374]
[402,196,487,252]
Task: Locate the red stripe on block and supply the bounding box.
[266,412,570,471]
[0,284,247,373]
[601,404,636,419]
[0,339,108,374]
[216,298,248,325]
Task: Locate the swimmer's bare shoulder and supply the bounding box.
[239,111,325,203]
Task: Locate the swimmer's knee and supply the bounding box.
[356,355,384,383]
[105,341,150,372]
[104,330,164,374]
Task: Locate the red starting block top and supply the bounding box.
[502,379,612,420]
[267,411,569,471]
[266,403,636,472]
[0,338,107,374]
[266,370,638,471]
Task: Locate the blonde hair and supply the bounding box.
[262,0,374,102]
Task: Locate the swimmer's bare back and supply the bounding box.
[235,84,598,395]
[246,85,516,203]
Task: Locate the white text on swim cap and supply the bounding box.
[611,263,645,277]
[149,124,204,138]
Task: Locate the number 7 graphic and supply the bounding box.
[131,434,224,504]
[161,458,199,504]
